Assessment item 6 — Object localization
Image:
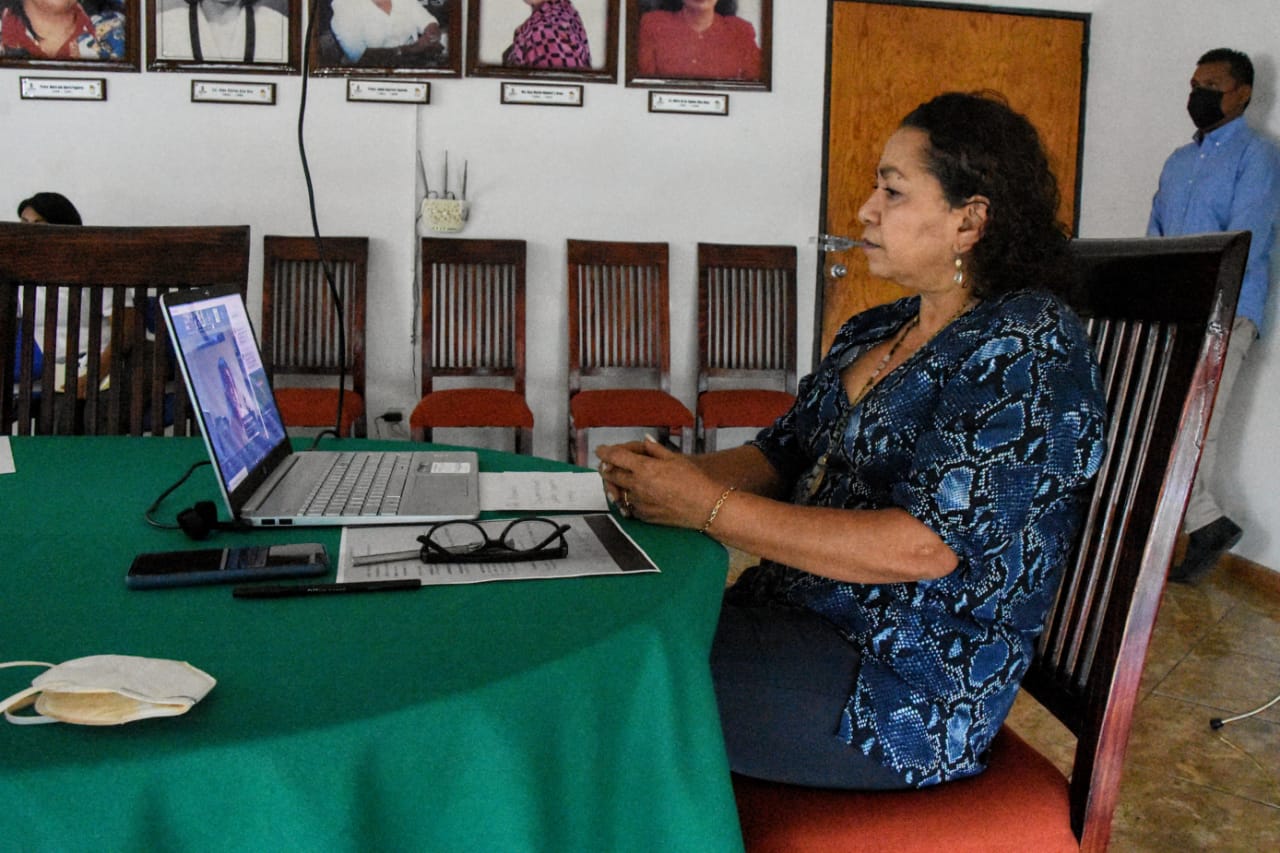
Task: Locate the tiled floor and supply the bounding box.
[1009,556,1280,850]
[725,552,1280,848]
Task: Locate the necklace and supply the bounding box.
[850,313,919,409]
[804,299,975,500]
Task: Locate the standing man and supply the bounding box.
[1149,48,1280,582]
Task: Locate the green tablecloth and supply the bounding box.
[0,438,743,852]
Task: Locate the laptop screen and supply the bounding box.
[165,289,289,494]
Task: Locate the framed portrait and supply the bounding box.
[147,0,300,73]
[0,0,140,72]
[309,0,461,77]
[625,0,771,91]
[466,0,618,83]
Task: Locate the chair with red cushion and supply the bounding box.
[696,242,797,452]
[566,239,694,467]
[261,236,368,437]
[731,232,1250,852]
[411,238,533,454]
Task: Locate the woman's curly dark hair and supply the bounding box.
[901,91,1073,299]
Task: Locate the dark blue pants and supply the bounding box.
[710,598,908,789]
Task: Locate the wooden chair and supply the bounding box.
[411,238,534,454]
[261,236,368,437]
[0,223,251,436]
[696,242,797,452]
[730,232,1250,853]
[567,239,695,467]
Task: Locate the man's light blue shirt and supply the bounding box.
[1148,116,1280,330]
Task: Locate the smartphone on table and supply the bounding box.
[126,544,329,589]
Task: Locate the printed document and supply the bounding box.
[479,471,608,512]
[337,514,657,585]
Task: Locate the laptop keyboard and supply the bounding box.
[301,452,413,517]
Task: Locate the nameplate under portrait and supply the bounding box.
[20,75,108,99]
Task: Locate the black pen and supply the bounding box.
[232,579,421,599]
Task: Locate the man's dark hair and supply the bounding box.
[1198,48,1254,88]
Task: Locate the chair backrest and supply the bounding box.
[566,239,672,396]
[419,238,527,396]
[0,222,251,436]
[1026,231,1247,849]
[697,242,797,395]
[261,236,368,400]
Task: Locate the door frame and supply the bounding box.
[814,0,1091,363]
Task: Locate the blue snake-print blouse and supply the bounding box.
[738,289,1107,787]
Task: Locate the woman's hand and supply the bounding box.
[596,438,723,530]
[597,439,957,582]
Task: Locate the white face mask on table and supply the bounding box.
[1,655,215,726]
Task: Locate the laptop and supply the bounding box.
[160,284,480,527]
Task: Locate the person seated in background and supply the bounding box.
[14,192,111,402]
[16,192,82,226]
[11,193,83,383]
[155,0,289,64]
[0,0,125,60]
[598,92,1108,790]
[503,0,591,70]
[636,0,760,81]
[327,0,446,66]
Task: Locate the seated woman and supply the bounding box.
[597,91,1107,789]
[14,192,154,430]
[14,192,109,400]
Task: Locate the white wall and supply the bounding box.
[4,0,1280,570]
[1077,0,1280,571]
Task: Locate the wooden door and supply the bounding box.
[818,1,1088,354]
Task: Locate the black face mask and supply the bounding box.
[1187,87,1226,130]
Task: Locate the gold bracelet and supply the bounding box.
[700,487,736,535]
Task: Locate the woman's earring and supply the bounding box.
[953,256,965,286]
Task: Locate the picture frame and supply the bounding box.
[147,0,301,73]
[625,0,771,91]
[466,0,618,83]
[0,0,140,72]
[310,0,461,78]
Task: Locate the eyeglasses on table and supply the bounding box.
[416,517,571,564]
